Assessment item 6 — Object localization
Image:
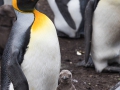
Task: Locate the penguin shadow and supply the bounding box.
[57,70,76,90]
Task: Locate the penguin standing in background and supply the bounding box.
[2,0,61,90]
[47,0,89,38]
[110,82,120,90]
[79,0,120,73]
[0,0,16,59]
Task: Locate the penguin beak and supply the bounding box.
[62,76,69,80]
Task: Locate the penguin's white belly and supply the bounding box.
[91,1,120,72]
[21,27,61,90]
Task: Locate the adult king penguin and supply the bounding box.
[79,0,120,73]
[2,0,61,90]
[47,0,89,38]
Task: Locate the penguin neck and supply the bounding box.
[4,0,12,5]
[31,9,50,32]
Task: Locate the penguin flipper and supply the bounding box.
[2,19,31,90]
[2,32,29,90]
[55,0,76,30]
[84,0,99,64]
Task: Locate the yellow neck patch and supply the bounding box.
[31,9,49,32]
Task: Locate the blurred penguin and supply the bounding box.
[47,0,89,38]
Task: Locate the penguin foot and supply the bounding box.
[110,81,120,90]
[76,59,94,68]
[57,30,69,38]
[103,66,120,73]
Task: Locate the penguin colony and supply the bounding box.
[1,0,61,90]
[0,0,120,90]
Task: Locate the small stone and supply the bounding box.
[76,51,82,55]
[70,62,72,64]
[72,79,78,83]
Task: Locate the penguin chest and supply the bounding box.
[21,13,61,90]
[92,1,120,58]
[48,0,82,37]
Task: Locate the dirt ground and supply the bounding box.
[0,0,119,90]
[38,0,120,90]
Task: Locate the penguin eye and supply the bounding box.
[68,74,71,77]
[59,74,62,77]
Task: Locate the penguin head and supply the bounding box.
[59,70,72,84]
[12,0,39,12]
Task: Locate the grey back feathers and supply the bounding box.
[2,10,34,90]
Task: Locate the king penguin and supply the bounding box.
[47,0,89,38]
[2,0,61,90]
[79,0,120,73]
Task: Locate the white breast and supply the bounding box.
[91,0,120,72]
[21,17,61,90]
[47,0,82,37]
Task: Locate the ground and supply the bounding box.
[38,0,120,90]
[0,0,119,90]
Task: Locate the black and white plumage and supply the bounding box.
[2,0,61,90]
[47,0,89,38]
[82,0,120,73]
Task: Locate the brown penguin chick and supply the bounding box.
[57,70,76,90]
[0,5,16,58]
